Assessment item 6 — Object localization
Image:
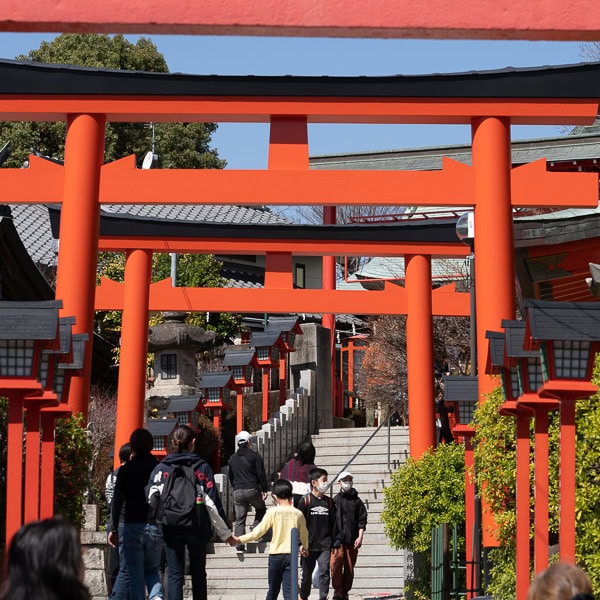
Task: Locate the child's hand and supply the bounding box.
[225,535,236,546]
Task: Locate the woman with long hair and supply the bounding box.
[1,516,90,600]
[147,425,232,600]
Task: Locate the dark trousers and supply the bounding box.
[300,549,331,599]
[233,488,266,537]
[330,545,359,600]
[163,529,208,600]
[266,553,292,600]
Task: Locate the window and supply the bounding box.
[294,264,306,289]
[207,387,221,402]
[160,354,177,379]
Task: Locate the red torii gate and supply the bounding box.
[0,59,598,543]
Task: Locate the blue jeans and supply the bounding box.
[111,524,128,600]
[267,553,292,600]
[122,522,163,600]
[163,529,208,600]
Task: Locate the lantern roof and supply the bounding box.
[501,319,539,360]
[442,375,479,401]
[59,334,88,370]
[485,330,506,374]
[222,348,257,367]
[0,300,62,340]
[250,331,284,348]
[145,418,178,437]
[166,395,202,412]
[524,299,600,346]
[50,316,75,355]
[265,316,303,335]
[198,371,233,389]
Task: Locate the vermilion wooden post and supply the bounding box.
[515,409,532,600]
[24,402,52,522]
[6,391,25,543]
[235,388,244,433]
[113,248,152,469]
[39,406,72,519]
[472,116,514,550]
[453,425,476,600]
[518,395,559,573]
[262,367,270,423]
[405,253,435,457]
[55,113,106,419]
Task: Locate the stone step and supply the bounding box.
[206,424,411,600]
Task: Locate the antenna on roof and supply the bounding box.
[142,123,158,169]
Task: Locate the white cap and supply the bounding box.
[237,431,251,445]
[337,471,353,482]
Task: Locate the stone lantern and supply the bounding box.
[146,311,216,415]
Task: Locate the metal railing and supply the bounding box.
[327,410,397,492]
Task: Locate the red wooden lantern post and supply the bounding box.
[250,331,286,423]
[502,320,558,575]
[445,375,480,600]
[265,316,303,406]
[485,328,533,600]
[146,418,178,460]
[222,347,258,433]
[199,372,234,472]
[524,300,600,565]
[166,395,204,429]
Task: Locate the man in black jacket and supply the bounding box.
[330,471,367,600]
[227,430,267,553]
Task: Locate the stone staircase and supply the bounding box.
[205,425,410,600]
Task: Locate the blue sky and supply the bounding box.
[0,33,591,169]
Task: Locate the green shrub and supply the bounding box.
[382,441,465,599]
[54,413,93,529]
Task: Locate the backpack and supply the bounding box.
[156,464,207,528]
[301,492,333,511]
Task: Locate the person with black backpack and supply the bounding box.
[146,425,233,600]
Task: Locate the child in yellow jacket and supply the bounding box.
[231,479,309,600]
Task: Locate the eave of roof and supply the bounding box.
[48,206,463,244]
[3,60,600,98]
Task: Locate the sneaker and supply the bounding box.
[236,544,246,554]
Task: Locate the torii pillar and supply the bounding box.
[54,113,106,418]
[406,254,436,457]
[472,116,516,552]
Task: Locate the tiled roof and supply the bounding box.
[9,204,59,266]
[101,203,289,225]
[310,131,600,172]
[10,202,290,269]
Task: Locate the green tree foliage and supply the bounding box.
[54,413,94,530]
[382,442,465,599]
[0,34,225,171]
